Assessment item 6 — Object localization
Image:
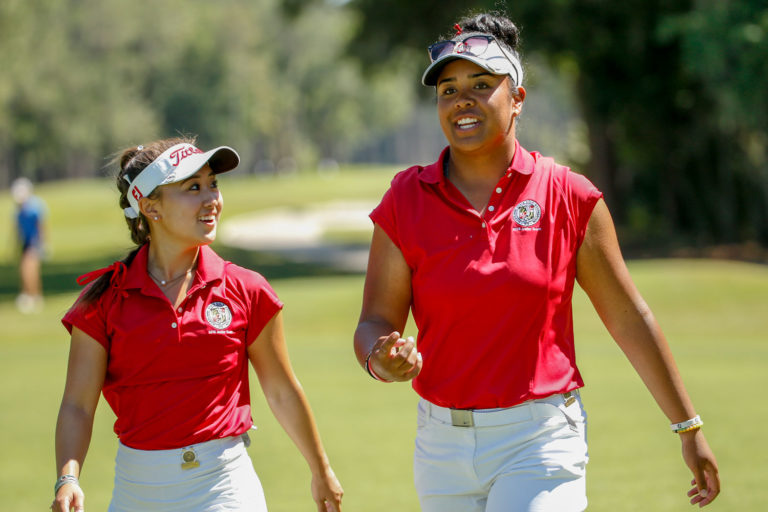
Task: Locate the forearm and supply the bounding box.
[265,381,331,476]
[603,305,697,423]
[55,402,95,478]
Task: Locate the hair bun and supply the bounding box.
[458,11,520,52]
[119,146,143,171]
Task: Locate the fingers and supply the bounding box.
[372,333,421,382]
[52,494,69,512]
[73,491,85,512]
[314,487,342,512]
[681,430,720,507]
[53,485,85,512]
[319,496,342,512]
[53,497,70,512]
[688,466,720,507]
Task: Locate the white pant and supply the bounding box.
[109,434,267,511]
[414,393,588,512]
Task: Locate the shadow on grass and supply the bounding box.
[0,245,362,303]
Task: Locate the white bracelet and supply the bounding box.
[670,415,703,433]
[54,474,79,495]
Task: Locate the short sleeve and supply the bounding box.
[61,289,110,350]
[244,273,284,345]
[370,186,402,249]
[566,171,603,242]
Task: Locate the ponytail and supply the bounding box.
[76,136,196,306]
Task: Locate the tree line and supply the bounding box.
[1,0,767,248]
[350,0,768,249]
[0,0,412,184]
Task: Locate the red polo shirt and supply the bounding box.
[62,244,283,450]
[371,141,602,409]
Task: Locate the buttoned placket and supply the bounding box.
[437,165,517,240]
[153,280,205,337]
[171,282,207,335]
[479,170,515,234]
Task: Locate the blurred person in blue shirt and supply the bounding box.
[11,177,47,313]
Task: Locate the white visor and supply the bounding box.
[124,143,239,219]
[422,34,524,87]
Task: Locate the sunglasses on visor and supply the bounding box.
[428,35,503,63]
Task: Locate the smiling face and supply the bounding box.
[435,58,524,155]
[142,164,223,249]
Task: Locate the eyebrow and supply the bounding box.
[180,169,215,183]
[437,71,495,87]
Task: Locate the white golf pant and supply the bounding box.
[414,392,588,512]
[109,434,267,511]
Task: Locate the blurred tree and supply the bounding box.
[347,0,768,247]
[0,0,411,185]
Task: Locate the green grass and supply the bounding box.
[1,170,766,511]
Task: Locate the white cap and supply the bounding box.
[11,177,33,204]
[124,143,239,219]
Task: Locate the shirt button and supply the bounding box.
[495,187,502,193]
[488,205,495,212]
[481,222,487,228]
[177,307,182,313]
[171,322,177,328]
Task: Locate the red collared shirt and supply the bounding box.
[62,244,283,450]
[371,141,603,409]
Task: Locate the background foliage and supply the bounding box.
[349,0,768,249]
[0,0,413,182]
[1,0,767,247]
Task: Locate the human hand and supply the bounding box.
[51,483,84,512]
[311,465,343,512]
[369,331,422,382]
[681,430,720,507]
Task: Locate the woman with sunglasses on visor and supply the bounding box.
[53,137,343,512]
[354,12,719,511]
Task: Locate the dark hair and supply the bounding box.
[452,12,524,99]
[454,11,522,61]
[78,136,197,305]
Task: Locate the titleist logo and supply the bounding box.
[169,145,203,166]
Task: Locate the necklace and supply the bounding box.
[148,264,196,287]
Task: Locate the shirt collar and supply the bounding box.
[418,140,535,184]
[123,244,225,290]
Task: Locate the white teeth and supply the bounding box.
[199,215,215,221]
[457,117,478,126]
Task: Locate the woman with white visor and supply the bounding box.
[53,137,343,511]
[354,11,719,511]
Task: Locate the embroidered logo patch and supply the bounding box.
[205,302,232,330]
[512,200,542,227]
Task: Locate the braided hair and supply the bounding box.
[78,136,196,305]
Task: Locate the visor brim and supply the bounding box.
[160,146,240,185]
[422,54,507,86]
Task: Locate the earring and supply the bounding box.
[153,217,158,221]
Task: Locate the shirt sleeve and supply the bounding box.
[370,183,402,251]
[61,289,110,350]
[245,274,284,346]
[566,171,603,243]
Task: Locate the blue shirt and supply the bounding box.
[15,196,46,248]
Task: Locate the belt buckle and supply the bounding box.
[563,392,576,407]
[181,447,200,470]
[450,409,475,427]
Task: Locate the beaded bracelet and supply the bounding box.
[54,474,79,495]
[670,415,703,433]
